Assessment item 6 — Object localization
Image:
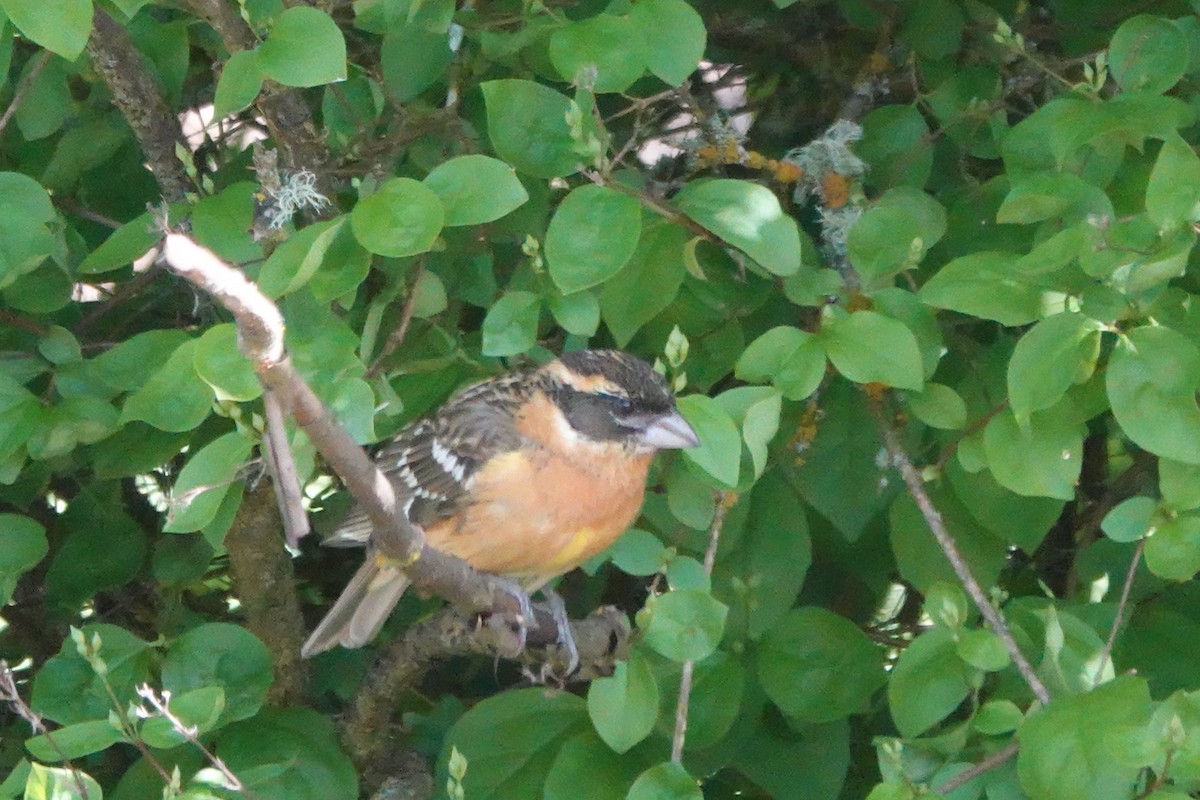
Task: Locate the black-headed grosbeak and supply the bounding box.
[302,349,699,657]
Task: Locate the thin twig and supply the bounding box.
[365,260,426,380]
[0,51,53,137]
[872,399,1052,706]
[671,491,732,763]
[0,662,97,799]
[935,740,1019,795]
[1093,538,1144,685]
[262,389,311,547]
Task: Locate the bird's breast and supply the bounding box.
[423,436,653,580]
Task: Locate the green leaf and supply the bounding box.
[675,180,801,276]
[0,0,91,59]
[888,627,974,737]
[482,80,581,178]
[543,733,646,800]
[548,290,600,337]
[545,185,642,294]
[643,589,728,662]
[587,650,659,753]
[0,171,58,288]
[217,709,358,800]
[25,719,124,762]
[164,432,253,534]
[93,329,192,392]
[549,14,648,93]
[821,310,923,391]
[1146,134,1200,230]
[956,628,1011,672]
[1008,312,1102,419]
[1160,459,1200,511]
[1109,15,1188,95]
[600,220,688,346]
[736,326,827,401]
[905,383,967,429]
[665,555,708,592]
[15,56,69,140]
[140,687,226,749]
[757,607,885,723]
[162,623,272,725]
[120,340,213,432]
[381,24,451,102]
[974,700,1023,734]
[481,291,541,357]
[212,50,263,117]
[676,394,740,487]
[351,177,445,257]
[858,104,933,190]
[626,762,702,800]
[79,211,161,274]
[1017,675,1155,800]
[630,0,705,86]
[31,624,155,725]
[257,6,346,87]
[1107,326,1200,464]
[44,489,146,610]
[1144,514,1200,581]
[983,405,1084,500]
[424,155,529,226]
[919,252,1044,325]
[193,324,261,402]
[609,528,672,576]
[997,172,1111,225]
[441,689,587,800]
[0,514,46,600]
[1101,496,1157,543]
[23,763,103,800]
[847,188,945,286]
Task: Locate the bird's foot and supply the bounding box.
[489,576,534,656]
[539,587,580,679]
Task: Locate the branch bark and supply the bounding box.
[86,9,196,203]
[870,397,1052,706]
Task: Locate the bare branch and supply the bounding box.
[1093,538,1144,685]
[159,234,542,621]
[935,740,1019,795]
[86,9,196,203]
[871,398,1052,706]
[672,490,732,763]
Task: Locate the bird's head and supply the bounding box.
[540,349,700,453]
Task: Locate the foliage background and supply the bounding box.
[2,0,1200,798]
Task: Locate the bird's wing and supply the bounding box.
[327,372,533,544]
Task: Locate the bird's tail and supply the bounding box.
[301,555,412,658]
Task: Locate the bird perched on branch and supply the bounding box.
[301,349,699,659]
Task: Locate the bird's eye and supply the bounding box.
[603,393,634,413]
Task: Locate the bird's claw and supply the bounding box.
[491,577,534,655]
[540,587,580,679]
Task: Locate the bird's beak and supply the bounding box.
[638,409,700,450]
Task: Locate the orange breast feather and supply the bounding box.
[422,392,652,584]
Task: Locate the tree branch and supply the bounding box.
[871,397,1052,706]
[935,740,1019,795]
[86,9,196,203]
[223,485,308,705]
[184,0,331,193]
[341,605,630,784]
[672,490,731,763]
[158,233,568,637]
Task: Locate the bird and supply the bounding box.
[301,349,700,659]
